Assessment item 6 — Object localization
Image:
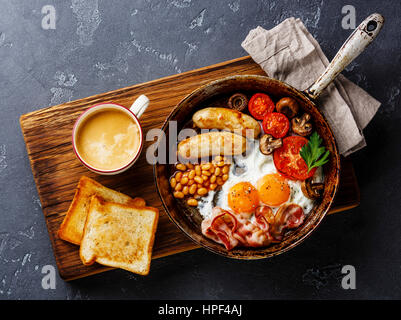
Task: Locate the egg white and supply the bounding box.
[197,140,323,219]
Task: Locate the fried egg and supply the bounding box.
[197,139,323,219]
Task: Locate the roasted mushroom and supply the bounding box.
[228,93,248,111]
[276,97,299,118]
[301,178,324,200]
[259,134,282,155]
[291,113,312,136]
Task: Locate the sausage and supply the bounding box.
[177,132,247,160]
[192,107,261,139]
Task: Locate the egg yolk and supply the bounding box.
[256,173,290,207]
[228,182,259,213]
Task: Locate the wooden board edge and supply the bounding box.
[328,160,361,214]
[19,115,76,280]
[19,113,53,218]
[350,158,361,204]
[60,265,114,282]
[327,202,360,215]
[62,245,202,282]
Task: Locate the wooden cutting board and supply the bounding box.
[20,56,360,281]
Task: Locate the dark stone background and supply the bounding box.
[0,0,400,299]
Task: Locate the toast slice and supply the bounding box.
[80,196,159,275]
[58,176,145,245]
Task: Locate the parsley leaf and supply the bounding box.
[300,132,330,173]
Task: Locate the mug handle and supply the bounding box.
[130,94,149,118]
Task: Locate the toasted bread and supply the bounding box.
[58,176,145,245]
[80,196,159,275]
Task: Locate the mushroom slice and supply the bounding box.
[259,134,282,155]
[301,178,324,200]
[228,93,248,112]
[276,97,299,118]
[291,113,313,136]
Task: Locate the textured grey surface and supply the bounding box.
[0,0,400,299]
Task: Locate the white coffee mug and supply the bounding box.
[72,95,149,175]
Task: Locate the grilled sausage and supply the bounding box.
[177,132,247,160]
[192,107,261,139]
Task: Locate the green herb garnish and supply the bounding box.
[300,132,330,173]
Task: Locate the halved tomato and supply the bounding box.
[273,136,316,181]
[262,112,290,138]
[248,93,275,120]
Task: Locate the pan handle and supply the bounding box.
[305,13,384,100]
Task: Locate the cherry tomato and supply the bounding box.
[248,93,275,120]
[273,136,316,181]
[262,112,290,138]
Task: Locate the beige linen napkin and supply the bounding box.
[241,17,381,156]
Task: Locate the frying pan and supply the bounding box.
[154,14,384,259]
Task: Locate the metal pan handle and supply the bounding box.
[305,13,384,100]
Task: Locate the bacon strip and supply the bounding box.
[202,207,272,250]
[271,203,305,240]
[254,206,274,232]
[202,203,306,250]
[235,215,272,247]
[201,208,239,250]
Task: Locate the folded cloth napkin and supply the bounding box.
[241,17,381,156]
